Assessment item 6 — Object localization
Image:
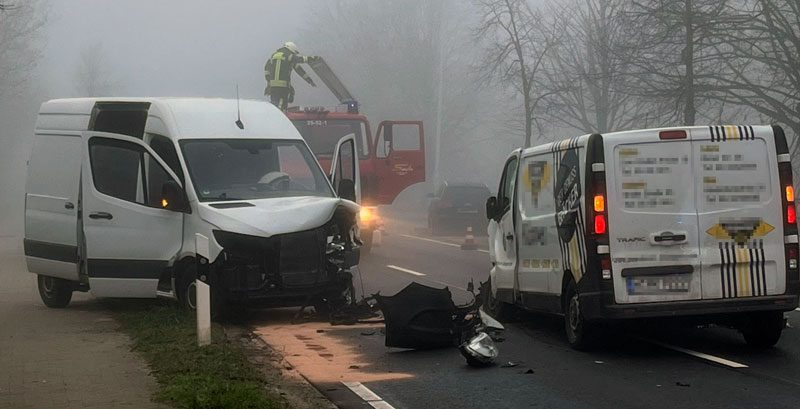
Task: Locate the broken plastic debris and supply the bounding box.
[522,369,534,374]
[594,360,604,364]
[349,365,360,369]
[676,382,691,387]
[360,330,376,336]
[500,361,519,368]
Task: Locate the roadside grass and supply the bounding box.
[105,299,289,409]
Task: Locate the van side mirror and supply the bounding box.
[486,196,497,220]
[161,180,189,213]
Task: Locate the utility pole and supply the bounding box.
[683,0,696,125]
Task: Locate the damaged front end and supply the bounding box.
[205,205,360,311]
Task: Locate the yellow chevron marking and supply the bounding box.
[752,222,774,237]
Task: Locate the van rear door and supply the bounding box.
[606,130,702,304]
[694,126,785,299]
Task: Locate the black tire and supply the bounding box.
[564,278,596,351]
[176,264,198,311]
[37,274,73,308]
[483,278,512,321]
[740,311,784,348]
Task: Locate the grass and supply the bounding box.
[105,300,289,409]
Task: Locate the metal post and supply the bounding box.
[196,280,211,346]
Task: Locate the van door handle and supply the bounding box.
[64,202,75,210]
[89,212,113,220]
[650,231,688,245]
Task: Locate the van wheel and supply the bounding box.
[483,278,511,321]
[564,279,595,351]
[176,265,198,311]
[37,274,73,308]
[740,311,784,348]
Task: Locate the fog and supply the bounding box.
[2,0,800,236]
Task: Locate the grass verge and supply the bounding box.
[105,299,289,409]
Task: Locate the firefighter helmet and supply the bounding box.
[283,41,299,54]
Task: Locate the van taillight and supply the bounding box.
[594,195,605,212]
[788,205,796,224]
[600,258,612,279]
[787,186,795,202]
[659,130,687,140]
[594,214,607,234]
[788,247,798,270]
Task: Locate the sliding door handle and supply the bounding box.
[88,212,113,220]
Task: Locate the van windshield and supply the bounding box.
[179,139,334,202]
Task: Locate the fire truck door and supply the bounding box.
[373,121,426,204]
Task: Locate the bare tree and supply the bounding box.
[0,0,47,97]
[619,0,737,126]
[540,0,654,133]
[474,0,559,147]
[709,0,800,141]
[74,42,120,97]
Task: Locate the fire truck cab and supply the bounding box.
[287,108,425,250]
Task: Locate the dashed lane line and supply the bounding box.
[644,339,749,368]
[399,234,460,248]
[387,265,425,276]
[398,233,490,253]
[385,264,467,291]
[341,382,396,409]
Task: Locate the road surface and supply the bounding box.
[250,215,800,409]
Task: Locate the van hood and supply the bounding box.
[197,196,359,238]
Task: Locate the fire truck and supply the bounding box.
[286,59,426,252]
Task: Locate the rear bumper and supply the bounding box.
[581,290,799,320]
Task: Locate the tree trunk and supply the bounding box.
[683,0,696,125]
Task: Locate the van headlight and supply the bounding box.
[359,206,378,223]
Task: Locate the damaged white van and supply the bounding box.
[25,98,363,314]
[485,126,800,349]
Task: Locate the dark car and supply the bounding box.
[427,182,491,236]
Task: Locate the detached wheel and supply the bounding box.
[740,311,784,348]
[564,279,595,351]
[37,274,73,308]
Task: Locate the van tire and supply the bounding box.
[176,265,198,311]
[483,278,511,321]
[564,279,595,351]
[37,274,73,308]
[740,311,784,348]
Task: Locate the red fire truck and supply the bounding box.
[286,60,426,252]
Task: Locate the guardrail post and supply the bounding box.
[196,280,211,346]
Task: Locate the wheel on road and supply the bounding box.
[564,278,596,351]
[37,274,73,308]
[740,311,784,348]
[483,278,512,321]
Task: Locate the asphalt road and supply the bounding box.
[252,217,800,409]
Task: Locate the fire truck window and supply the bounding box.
[391,124,421,150]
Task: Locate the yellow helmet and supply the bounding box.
[283,41,299,54]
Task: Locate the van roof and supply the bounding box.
[37,97,302,141]
[523,126,764,156]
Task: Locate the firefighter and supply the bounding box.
[264,41,319,110]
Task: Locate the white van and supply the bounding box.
[25,98,363,314]
[485,126,799,349]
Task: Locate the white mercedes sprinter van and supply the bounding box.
[485,126,799,349]
[25,98,363,314]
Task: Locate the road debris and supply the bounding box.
[676,382,691,387]
[501,361,519,368]
[360,330,376,336]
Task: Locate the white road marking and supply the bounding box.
[399,234,460,248]
[795,308,800,312]
[399,233,491,253]
[645,339,748,368]
[342,381,396,409]
[387,265,425,276]
[385,265,467,291]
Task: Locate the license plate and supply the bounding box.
[626,275,691,295]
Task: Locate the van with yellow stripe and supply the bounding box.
[485,125,799,349]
